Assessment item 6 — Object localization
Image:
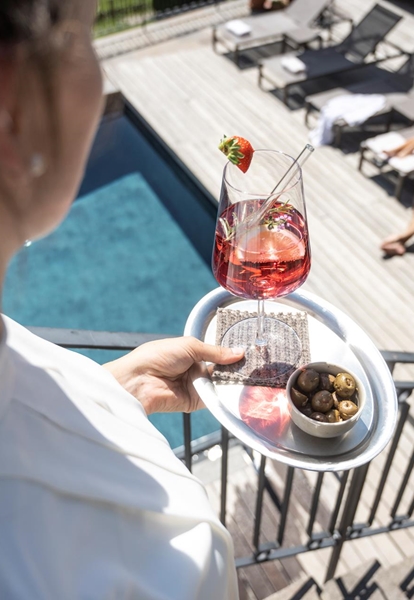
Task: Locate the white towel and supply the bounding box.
[309,94,387,147]
[281,56,307,74]
[389,154,414,174]
[225,20,251,36]
[365,131,405,158]
[364,131,414,174]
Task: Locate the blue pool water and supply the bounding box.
[4,111,220,448]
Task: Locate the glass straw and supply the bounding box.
[249,143,314,230]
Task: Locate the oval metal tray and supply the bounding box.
[184,287,398,472]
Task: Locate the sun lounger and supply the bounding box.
[304,54,414,146]
[359,125,414,199]
[212,0,334,67]
[258,3,402,104]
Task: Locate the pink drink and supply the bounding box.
[212,199,310,300]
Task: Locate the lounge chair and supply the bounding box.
[304,53,414,146]
[212,0,335,68]
[359,125,414,199]
[258,3,403,104]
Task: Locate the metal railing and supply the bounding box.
[30,326,414,582]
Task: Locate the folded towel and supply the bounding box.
[364,132,414,173]
[309,94,387,147]
[389,154,414,174]
[365,131,406,158]
[225,19,251,36]
[281,56,307,74]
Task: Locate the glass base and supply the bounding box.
[221,317,301,384]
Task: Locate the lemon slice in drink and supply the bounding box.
[237,226,305,262]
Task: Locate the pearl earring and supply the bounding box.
[30,153,46,177]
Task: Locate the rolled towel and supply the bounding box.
[225,20,251,36]
[281,56,307,74]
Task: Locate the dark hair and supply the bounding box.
[0,0,64,44]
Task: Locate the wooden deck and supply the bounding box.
[98,1,414,597]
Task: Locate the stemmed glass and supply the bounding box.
[212,148,312,383]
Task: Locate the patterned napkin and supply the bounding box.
[212,308,310,387]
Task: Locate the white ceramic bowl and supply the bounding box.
[286,362,366,438]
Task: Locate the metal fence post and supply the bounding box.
[325,463,369,582]
[183,412,192,472]
[220,426,230,526]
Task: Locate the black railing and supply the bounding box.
[30,326,414,582]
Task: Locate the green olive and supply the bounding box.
[311,390,334,413]
[338,400,358,420]
[326,409,341,423]
[290,387,308,408]
[334,372,356,398]
[319,372,335,392]
[297,369,320,394]
[310,412,329,422]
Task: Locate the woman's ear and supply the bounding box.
[0,54,28,178]
[0,109,26,176]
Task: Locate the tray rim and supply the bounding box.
[184,286,398,472]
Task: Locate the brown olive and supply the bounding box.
[300,405,313,418]
[326,409,341,423]
[338,400,358,420]
[334,372,356,398]
[319,372,335,392]
[297,369,320,394]
[310,412,329,422]
[311,390,334,413]
[290,387,308,408]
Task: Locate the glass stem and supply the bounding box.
[256,299,267,347]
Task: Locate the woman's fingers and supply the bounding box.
[185,337,244,365]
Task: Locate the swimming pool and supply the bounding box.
[3,103,220,448]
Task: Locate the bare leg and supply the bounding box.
[381,210,414,256]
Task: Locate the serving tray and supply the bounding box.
[184,287,398,472]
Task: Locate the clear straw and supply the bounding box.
[248,143,314,229]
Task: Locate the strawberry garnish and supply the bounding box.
[218,135,254,173]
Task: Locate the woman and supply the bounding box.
[380,137,414,256]
[0,1,244,597]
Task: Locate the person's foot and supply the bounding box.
[380,237,406,256]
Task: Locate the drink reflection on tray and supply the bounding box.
[238,386,291,441]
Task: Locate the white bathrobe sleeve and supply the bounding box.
[0,316,239,600]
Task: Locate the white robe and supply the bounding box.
[0,315,238,600]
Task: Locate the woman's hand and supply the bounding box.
[103,337,244,415]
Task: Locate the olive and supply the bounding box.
[334,372,356,398]
[297,369,320,394]
[319,372,335,392]
[290,387,308,408]
[326,409,341,423]
[311,390,334,413]
[300,405,313,418]
[338,400,358,420]
[332,392,340,409]
[310,412,329,422]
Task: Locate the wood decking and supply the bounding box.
[98,1,414,597]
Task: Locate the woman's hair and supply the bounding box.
[0,0,64,45]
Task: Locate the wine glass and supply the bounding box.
[212,149,311,383]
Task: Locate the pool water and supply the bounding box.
[3,111,220,449]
